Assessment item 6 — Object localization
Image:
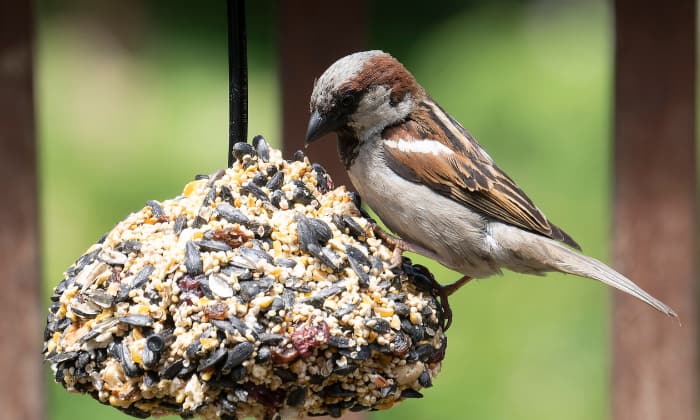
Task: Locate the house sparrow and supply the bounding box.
[305,50,676,318]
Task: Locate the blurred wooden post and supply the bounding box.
[279,3,366,419]
[0,2,43,420]
[612,1,697,419]
[279,0,367,190]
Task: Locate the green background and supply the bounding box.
[40,1,612,419]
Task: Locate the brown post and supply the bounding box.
[279,3,367,419]
[612,1,697,419]
[279,0,367,190]
[0,2,43,420]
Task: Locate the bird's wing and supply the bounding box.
[381,99,581,250]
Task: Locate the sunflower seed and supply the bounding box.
[119,314,154,327]
[308,218,333,244]
[208,273,233,298]
[216,203,250,225]
[173,215,187,234]
[117,240,142,254]
[286,386,307,407]
[400,389,423,399]
[265,171,284,191]
[291,185,314,205]
[270,190,284,208]
[232,142,256,161]
[196,240,232,252]
[146,334,166,353]
[306,243,340,272]
[71,302,100,319]
[131,265,155,289]
[418,370,433,388]
[146,200,164,218]
[142,348,159,369]
[221,342,254,373]
[240,182,269,202]
[84,289,114,308]
[252,135,270,162]
[185,241,203,275]
[198,347,228,372]
[312,163,332,193]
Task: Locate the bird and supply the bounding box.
[304,50,676,318]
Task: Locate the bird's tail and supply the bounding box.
[494,226,677,318]
[546,241,676,317]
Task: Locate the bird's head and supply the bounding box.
[305,50,423,144]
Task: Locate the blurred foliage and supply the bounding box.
[38,1,612,419]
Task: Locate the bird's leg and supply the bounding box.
[441,275,472,297]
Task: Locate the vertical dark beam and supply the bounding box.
[612,1,697,420]
[279,0,367,190]
[0,2,43,420]
[280,6,367,420]
[228,0,248,166]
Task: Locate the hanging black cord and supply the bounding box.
[227,0,248,167]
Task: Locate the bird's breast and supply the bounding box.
[347,143,502,278]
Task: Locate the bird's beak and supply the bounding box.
[305,110,343,144]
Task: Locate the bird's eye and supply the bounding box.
[340,92,356,109]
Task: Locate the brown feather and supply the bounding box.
[382,99,582,250]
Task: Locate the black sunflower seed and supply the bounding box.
[401,389,424,399]
[116,343,141,377]
[142,348,159,369]
[198,348,228,372]
[240,182,269,202]
[369,318,390,333]
[302,285,343,308]
[286,386,307,407]
[306,243,340,272]
[251,172,267,187]
[259,333,284,345]
[232,142,256,161]
[328,336,352,349]
[312,163,331,193]
[185,241,203,276]
[308,218,333,244]
[292,150,305,161]
[49,351,79,364]
[418,370,433,388]
[173,215,188,234]
[216,203,250,225]
[291,185,314,205]
[265,171,284,191]
[379,385,396,398]
[145,200,164,219]
[117,240,142,254]
[323,383,355,398]
[66,247,101,277]
[400,319,424,342]
[219,185,235,205]
[342,215,365,237]
[333,364,358,375]
[195,240,232,252]
[146,334,166,353]
[270,190,284,208]
[221,342,254,373]
[252,135,270,162]
[131,264,155,289]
